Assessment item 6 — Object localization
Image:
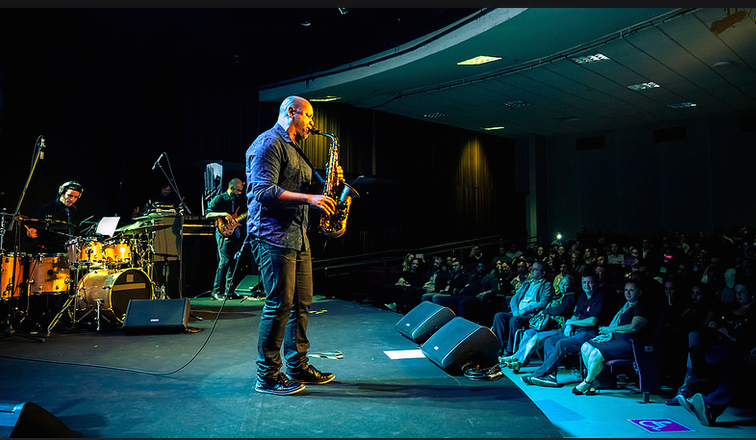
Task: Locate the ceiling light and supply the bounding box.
[423,112,448,119]
[503,100,530,107]
[627,82,660,91]
[667,102,697,109]
[570,53,610,64]
[310,96,341,102]
[338,8,349,15]
[457,56,502,66]
[482,126,505,131]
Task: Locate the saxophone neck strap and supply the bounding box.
[290,142,325,185]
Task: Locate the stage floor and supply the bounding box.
[1,296,754,438]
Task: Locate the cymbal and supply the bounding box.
[18,216,74,228]
[115,221,172,235]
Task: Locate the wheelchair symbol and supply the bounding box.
[639,420,672,431]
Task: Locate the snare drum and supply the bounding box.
[66,237,105,266]
[76,268,153,324]
[27,253,71,295]
[103,239,132,266]
[1,253,27,298]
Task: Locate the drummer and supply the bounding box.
[25,180,83,254]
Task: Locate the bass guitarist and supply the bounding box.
[205,177,246,300]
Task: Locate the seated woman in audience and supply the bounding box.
[502,272,579,372]
[574,279,653,395]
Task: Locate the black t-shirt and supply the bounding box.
[33,199,81,254]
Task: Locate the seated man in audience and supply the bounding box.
[521,271,607,387]
[477,259,515,326]
[420,255,450,296]
[385,257,426,313]
[491,261,554,357]
[607,241,626,265]
[428,261,488,321]
[510,258,530,293]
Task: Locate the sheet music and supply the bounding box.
[95,216,120,237]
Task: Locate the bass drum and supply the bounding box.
[76,268,153,324]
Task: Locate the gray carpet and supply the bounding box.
[0,297,562,438]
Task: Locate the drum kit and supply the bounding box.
[1,213,172,337]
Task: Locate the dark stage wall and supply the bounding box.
[0,9,522,259]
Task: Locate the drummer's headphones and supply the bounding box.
[58,180,84,198]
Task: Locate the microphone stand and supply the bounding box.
[2,136,46,342]
[153,153,189,299]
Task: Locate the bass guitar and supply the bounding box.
[217,207,248,237]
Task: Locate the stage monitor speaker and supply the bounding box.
[395,301,455,344]
[234,274,262,296]
[420,317,499,375]
[121,298,190,335]
[0,401,75,438]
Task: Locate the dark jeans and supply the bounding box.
[212,232,242,296]
[433,294,481,322]
[492,312,532,355]
[531,329,596,378]
[251,240,313,379]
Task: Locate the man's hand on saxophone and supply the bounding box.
[307,194,337,217]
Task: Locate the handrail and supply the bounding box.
[312,235,539,271]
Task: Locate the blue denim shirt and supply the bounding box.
[246,123,312,251]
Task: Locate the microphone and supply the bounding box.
[39,137,46,160]
[152,152,165,170]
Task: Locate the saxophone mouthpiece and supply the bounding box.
[309,127,321,135]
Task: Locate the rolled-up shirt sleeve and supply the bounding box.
[249,133,286,206]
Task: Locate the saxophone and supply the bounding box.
[311,128,359,238]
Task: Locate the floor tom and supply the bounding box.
[1,253,27,298]
[27,253,71,295]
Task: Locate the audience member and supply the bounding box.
[607,242,625,265]
[501,272,579,373]
[676,278,755,400]
[421,255,450,295]
[491,245,508,266]
[384,258,426,313]
[662,281,717,398]
[491,261,554,356]
[575,280,653,395]
[506,242,524,263]
[429,261,487,321]
[567,250,586,276]
[477,260,514,325]
[510,258,530,293]
[521,271,607,388]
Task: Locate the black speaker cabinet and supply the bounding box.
[0,401,75,438]
[396,301,455,344]
[121,298,190,334]
[234,274,263,296]
[421,317,499,375]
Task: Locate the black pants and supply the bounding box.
[251,241,313,379]
[212,232,242,296]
